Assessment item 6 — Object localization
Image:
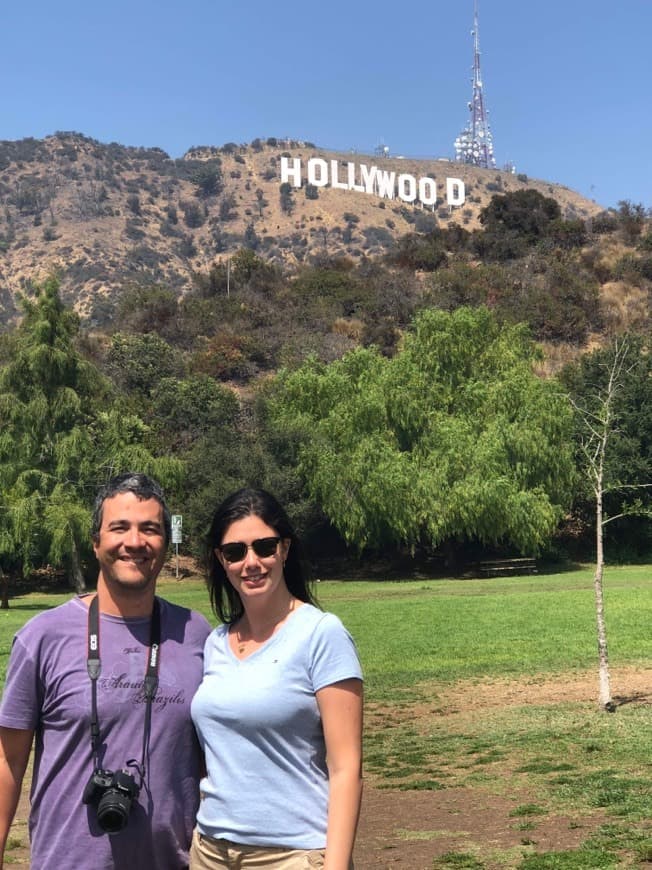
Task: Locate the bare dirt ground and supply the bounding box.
[7,667,652,869]
[353,666,652,869]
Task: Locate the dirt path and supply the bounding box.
[7,666,652,869]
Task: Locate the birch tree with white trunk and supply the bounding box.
[567,338,644,712]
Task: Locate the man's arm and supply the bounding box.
[0,726,33,869]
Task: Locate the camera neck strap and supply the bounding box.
[86,594,161,782]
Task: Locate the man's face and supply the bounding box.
[93,492,167,594]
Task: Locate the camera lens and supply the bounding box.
[94,771,139,834]
[96,790,132,833]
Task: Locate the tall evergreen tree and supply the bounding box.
[0,276,179,594]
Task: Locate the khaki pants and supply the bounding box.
[190,829,332,869]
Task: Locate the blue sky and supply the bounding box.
[3,0,649,210]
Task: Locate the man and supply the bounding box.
[0,472,211,869]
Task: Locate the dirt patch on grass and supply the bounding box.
[393,663,652,722]
[354,666,652,869]
[355,785,598,869]
[8,666,652,869]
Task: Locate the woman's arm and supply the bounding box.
[317,678,363,870]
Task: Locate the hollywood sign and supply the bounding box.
[281,156,465,208]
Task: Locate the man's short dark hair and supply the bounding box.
[91,472,172,545]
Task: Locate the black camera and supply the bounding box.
[82,767,140,834]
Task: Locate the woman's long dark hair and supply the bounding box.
[206,487,317,623]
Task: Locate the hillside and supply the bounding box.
[0,132,604,326]
[0,136,651,575]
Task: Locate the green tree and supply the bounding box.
[560,334,652,559]
[229,248,280,292]
[219,193,237,221]
[425,262,505,310]
[255,187,268,216]
[126,193,141,215]
[0,277,97,589]
[548,218,588,250]
[151,375,239,450]
[0,277,180,595]
[291,262,372,319]
[181,199,206,228]
[115,284,178,336]
[560,336,652,709]
[190,263,229,299]
[107,332,182,397]
[279,182,294,215]
[268,307,574,557]
[480,189,561,240]
[474,189,562,261]
[425,257,600,344]
[390,231,447,271]
[616,200,647,245]
[243,222,260,251]
[192,161,223,198]
[179,391,320,558]
[560,338,652,710]
[504,256,601,343]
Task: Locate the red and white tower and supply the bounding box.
[454,0,496,168]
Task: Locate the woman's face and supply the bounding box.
[217,514,290,606]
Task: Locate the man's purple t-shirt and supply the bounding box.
[0,595,211,870]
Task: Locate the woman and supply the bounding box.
[190,488,363,870]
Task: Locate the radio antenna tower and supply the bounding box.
[454,0,496,168]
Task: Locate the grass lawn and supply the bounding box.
[3,564,652,867]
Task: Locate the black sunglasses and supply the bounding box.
[218,537,281,563]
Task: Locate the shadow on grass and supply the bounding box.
[613,690,652,708]
[319,556,589,582]
[2,603,59,612]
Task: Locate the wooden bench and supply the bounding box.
[478,557,537,578]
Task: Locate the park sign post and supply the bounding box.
[171,514,182,578]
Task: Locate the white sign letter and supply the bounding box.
[360,164,377,194]
[398,174,417,203]
[418,177,437,206]
[346,162,365,193]
[375,169,396,200]
[281,156,302,188]
[446,177,466,206]
[330,159,348,190]
[307,158,329,187]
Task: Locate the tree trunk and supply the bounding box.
[69,538,87,594]
[442,539,459,573]
[595,490,614,711]
[0,566,8,609]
